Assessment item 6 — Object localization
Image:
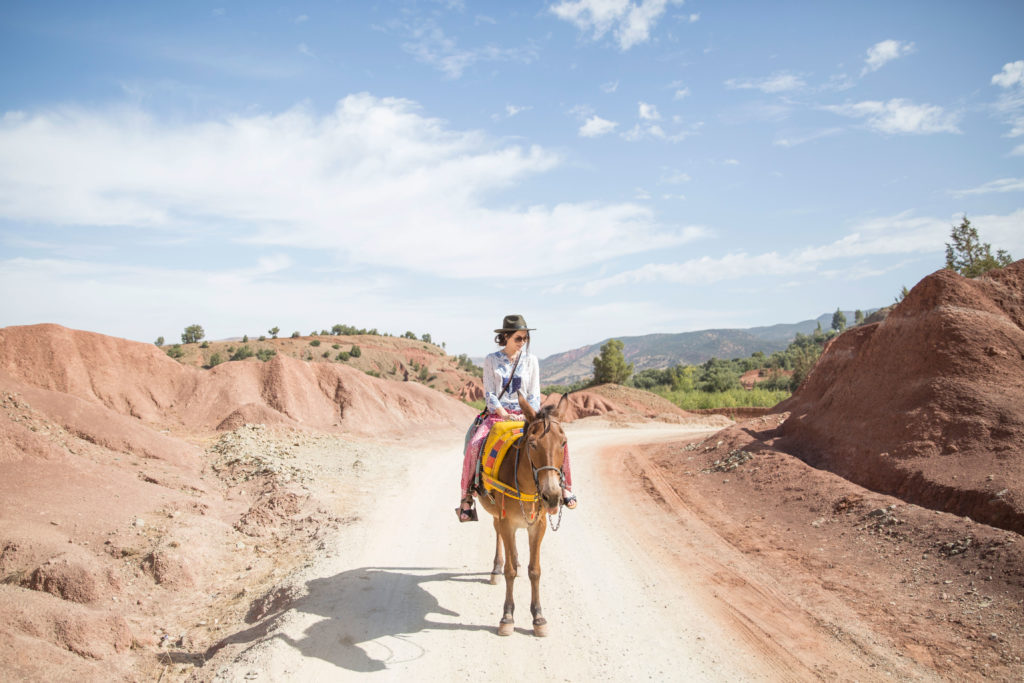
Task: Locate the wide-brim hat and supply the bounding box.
[494,314,535,333]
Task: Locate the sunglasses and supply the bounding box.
[510,334,529,343]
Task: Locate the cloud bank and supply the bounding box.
[0,96,702,279]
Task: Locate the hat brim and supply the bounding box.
[494,327,536,333]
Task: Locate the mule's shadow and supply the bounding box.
[208,567,494,673]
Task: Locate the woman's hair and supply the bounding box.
[495,330,530,346]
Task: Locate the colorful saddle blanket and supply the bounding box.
[479,420,536,502]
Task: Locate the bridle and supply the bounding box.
[513,414,566,531]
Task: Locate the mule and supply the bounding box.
[475,392,569,637]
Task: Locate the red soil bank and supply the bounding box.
[777,262,1024,533]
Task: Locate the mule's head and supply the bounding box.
[518,392,569,514]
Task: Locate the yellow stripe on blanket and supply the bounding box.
[480,421,537,502]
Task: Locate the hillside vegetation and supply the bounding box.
[539,311,868,386]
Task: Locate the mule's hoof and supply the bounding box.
[489,572,500,585]
[533,620,549,637]
[497,620,514,637]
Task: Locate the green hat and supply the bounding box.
[494,314,535,333]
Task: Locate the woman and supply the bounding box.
[458,314,576,522]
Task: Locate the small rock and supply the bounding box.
[988,633,999,641]
[235,541,246,550]
[134,518,145,528]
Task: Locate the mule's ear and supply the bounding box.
[518,391,536,422]
[553,393,569,420]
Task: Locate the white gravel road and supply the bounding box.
[208,420,870,682]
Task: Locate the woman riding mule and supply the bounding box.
[458,314,575,522]
[477,391,572,636]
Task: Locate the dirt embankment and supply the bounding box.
[0,324,477,680]
[643,262,1024,680]
[776,261,1024,534]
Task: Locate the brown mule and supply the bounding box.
[475,392,569,637]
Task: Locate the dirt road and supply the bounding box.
[208,421,905,682]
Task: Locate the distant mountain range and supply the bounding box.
[539,311,872,386]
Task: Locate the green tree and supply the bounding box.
[698,357,741,392]
[855,309,865,325]
[831,308,847,332]
[154,336,164,347]
[403,331,417,339]
[421,333,432,344]
[242,334,248,343]
[268,326,280,338]
[291,331,300,338]
[945,216,1013,278]
[181,324,205,344]
[166,344,185,359]
[208,352,224,368]
[895,285,910,303]
[592,339,634,385]
[350,345,361,357]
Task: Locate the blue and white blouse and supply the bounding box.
[483,350,541,414]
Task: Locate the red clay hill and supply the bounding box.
[776,260,1024,534]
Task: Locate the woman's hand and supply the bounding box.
[496,408,510,420]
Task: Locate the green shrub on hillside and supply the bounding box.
[154,336,164,347]
[231,345,254,361]
[166,344,185,359]
[350,345,361,358]
[208,352,224,368]
[310,339,321,347]
[256,348,276,362]
[291,331,300,338]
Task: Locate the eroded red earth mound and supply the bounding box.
[777,261,1024,533]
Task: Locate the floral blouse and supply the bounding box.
[483,350,541,414]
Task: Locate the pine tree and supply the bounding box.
[945,216,1013,278]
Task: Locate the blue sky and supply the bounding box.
[1,1,1022,358]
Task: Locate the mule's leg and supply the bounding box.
[490,517,503,585]
[498,523,517,636]
[527,520,548,637]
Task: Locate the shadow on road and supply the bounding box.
[201,566,494,673]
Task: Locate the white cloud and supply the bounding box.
[298,43,315,58]
[550,0,683,51]
[401,20,537,78]
[505,104,529,117]
[773,127,844,147]
[862,40,915,76]
[1013,143,1024,156]
[601,80,619,93]
[823,98,961,134]
[673,86,690,100]
[0,96,697,279]
[725,72,806,93]
[294,14,309,24]
[579,114,618,137]
[659,169,690,184]
[723,158,740,166]
[580,210,1024,295]
[688,13,700,23]
[638,101,660,120]
[992,61,1024,88]
[951,177,1024,197]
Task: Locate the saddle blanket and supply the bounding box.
[479,420,524,496]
